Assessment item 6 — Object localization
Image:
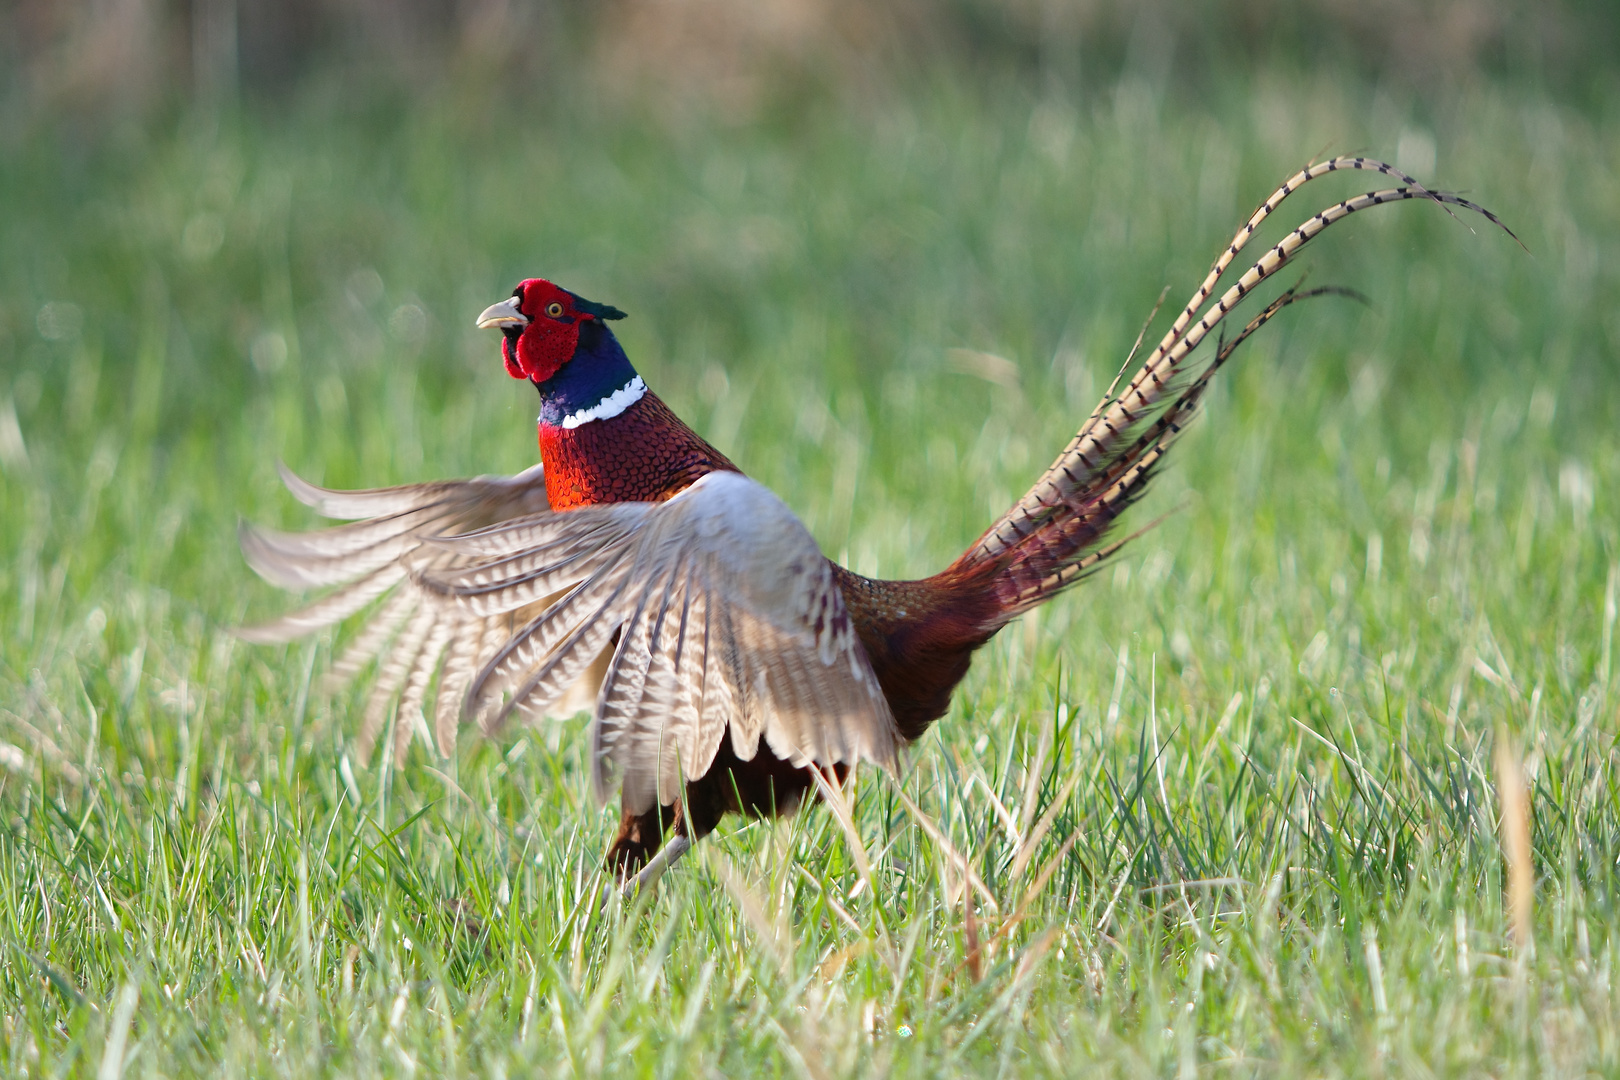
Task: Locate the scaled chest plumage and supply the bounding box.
[539,392,737,510]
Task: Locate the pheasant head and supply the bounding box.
[477,278,629,385]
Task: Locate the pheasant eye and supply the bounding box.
[545,302,564,318]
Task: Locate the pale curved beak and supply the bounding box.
[476,297,528,330]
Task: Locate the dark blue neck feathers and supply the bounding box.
[534,322,641,428]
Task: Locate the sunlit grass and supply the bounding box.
[1,66,1618,1076]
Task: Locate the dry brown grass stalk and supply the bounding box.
[1494,725,1534,953]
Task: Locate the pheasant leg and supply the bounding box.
[621,834,692,896]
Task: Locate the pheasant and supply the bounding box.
[241,157,1511,889]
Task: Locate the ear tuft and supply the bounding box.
[570,293,628,321]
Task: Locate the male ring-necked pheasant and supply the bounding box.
[241,158,1511,889]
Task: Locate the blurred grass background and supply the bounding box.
[2,1,1620,1076]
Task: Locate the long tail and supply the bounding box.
[954,156,1515,621]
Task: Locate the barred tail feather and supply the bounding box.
[957,158,1512,620]
[969,159,1512,571]
[979,282,1382,616]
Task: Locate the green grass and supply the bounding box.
[2,65,1619,1076]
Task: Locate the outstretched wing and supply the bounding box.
[420,471,900,815]
[238,461,586,762]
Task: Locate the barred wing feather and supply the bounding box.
[420,471,900,815]
[237,461,576,762]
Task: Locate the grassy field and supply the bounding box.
[2,60,1619,1076]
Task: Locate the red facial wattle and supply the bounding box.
[503,279,582,384]
[512,317,581,384]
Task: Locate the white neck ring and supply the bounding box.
[551,376,647,430]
